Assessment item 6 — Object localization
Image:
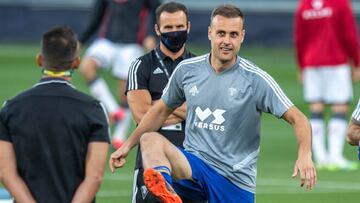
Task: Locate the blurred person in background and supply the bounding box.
[294,0,360,171]
[79,0,161,149]
[347,98,360,160]
[125,2,205,202]
[0,26,109,203]
[111,5,316,203]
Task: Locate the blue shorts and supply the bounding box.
[172,148,255,203]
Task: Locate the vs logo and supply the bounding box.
[194,107,226,131]
[195,107,226,124]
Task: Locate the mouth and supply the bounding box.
[220,47,233,54]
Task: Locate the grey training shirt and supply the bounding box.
[352,99,360,122]
[162,54,293,193]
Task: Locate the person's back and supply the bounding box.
[0,26,109,203]
[2,78,107,202]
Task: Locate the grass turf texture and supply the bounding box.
[0,43,359,203]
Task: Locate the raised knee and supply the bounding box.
[140,132,162,147]
[79,57,98,80]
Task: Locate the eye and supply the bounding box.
[230,32,239,38]
[163,25,173,30]
[176,25,185,29]
[216,31,225,37]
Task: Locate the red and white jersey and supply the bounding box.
[295,0,360,71]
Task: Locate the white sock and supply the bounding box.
[112,109,132,140]
[89,78,119,113]
[328,118,347,163]
[310,119,328,163]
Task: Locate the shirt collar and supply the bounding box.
[35,77,75,89]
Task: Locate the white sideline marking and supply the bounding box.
[257,178,360,194]
[97,178,360,197]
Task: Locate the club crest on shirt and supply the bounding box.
[311,0,323,10]
[228,87,238,97]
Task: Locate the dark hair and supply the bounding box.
[41,26,79,71]
[211,5,244,23]
[155,1,189,26]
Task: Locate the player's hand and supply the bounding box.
[109,143,131,173]
[292,156,317,191]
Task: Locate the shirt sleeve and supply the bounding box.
[0,101,11,142]
[126,58,150,93]
[88,101,110,143]
[252,67,294,118]
[352,99,360,122]
[161,64,185,109]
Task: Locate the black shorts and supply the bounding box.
[132,168,206,203]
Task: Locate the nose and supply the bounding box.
[222,35,231,45]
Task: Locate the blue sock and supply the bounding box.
[154,166,173,185]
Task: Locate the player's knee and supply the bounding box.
[79,57,98,80]
[140,132,163,147]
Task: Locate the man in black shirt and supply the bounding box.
[79,0,161,149]
[0,26,109,203]
[123,2,203,203]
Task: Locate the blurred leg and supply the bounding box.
[309,103,328,167]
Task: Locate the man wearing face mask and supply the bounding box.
[124,2,201,203]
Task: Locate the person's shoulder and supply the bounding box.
[174,54,208,75]
[69,89,106,112]
[70,88,100,104]
[2,86,38,108]
[132,50,155,69]
[238,57,267,80]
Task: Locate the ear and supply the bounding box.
[71,56,81,70]
[241,29,246,43]
[208,26,212,40]
[155,24,161,36]
[36,53,44,68]
[187,21,191,34]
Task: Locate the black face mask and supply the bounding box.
[160,30,188,53]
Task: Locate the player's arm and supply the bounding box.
[71,142,109,203]
[127,89,153,124]
[110,100,174,172]
[127,58,182,126]
[127,90,184,126]
[282,106,316,190]
[347,119,360,146]
[172,102,187,120]
[0,141,36,203]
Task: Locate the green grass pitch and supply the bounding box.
[0,43,359,202]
